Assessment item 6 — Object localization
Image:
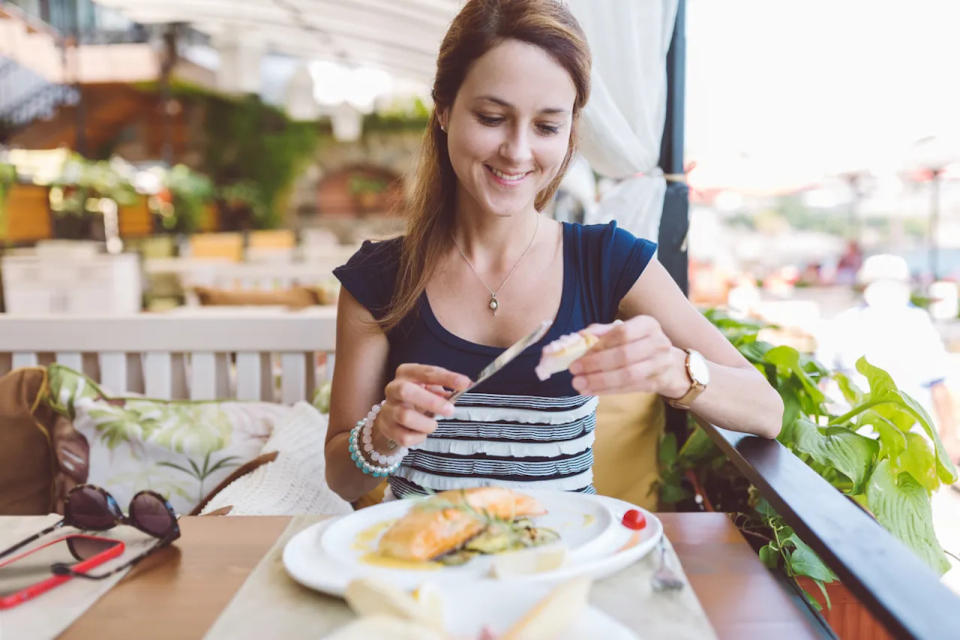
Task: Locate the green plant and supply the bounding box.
[200,93,318,229]
[46,153,138,218]
[161,164,215,233]
[660,310,958,608]
[0,162,15,239]
[348,175,389,196]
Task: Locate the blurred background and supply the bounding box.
[2,0,960,416]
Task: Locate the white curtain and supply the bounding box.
[565,0,680,244]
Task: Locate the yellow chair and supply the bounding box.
[188,233,244,261]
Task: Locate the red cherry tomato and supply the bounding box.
[621,509,647,530]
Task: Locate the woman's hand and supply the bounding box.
[568,316,690,397]
[374,364,472,450]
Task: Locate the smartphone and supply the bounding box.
[0,534,125,609]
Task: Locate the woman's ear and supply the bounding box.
[438,108,449,133]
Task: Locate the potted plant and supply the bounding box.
[151,164,216,234]
[659,310,957,637]
[46,155,138,240]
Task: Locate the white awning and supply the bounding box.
[93,0,463,84]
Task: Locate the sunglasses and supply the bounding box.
[0,484,180,580]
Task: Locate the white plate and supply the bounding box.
[284,491,661,596]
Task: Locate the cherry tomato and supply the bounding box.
[621,509,647,530]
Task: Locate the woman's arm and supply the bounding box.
[325,289,471,502]
[325,289,393,502]
[569,259,783,438]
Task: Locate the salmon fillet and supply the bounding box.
[377,487,546,561]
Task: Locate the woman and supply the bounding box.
[326,0,782,503]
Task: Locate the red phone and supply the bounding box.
[0,534,125,609]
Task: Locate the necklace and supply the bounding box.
[453,214,540,316]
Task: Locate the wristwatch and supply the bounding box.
[666,348,710,409]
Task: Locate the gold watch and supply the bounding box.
[666,348,710,409]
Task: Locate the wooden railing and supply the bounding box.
[700,419,960,640]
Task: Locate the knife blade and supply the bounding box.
[447,319,551,404]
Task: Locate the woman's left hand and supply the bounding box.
[568,316,690,397]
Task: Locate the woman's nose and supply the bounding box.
[499,125,533,165]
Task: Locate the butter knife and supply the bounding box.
[447,319,551,404]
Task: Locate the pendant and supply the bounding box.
[488,294,499,314]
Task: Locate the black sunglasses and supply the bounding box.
[0,484,180,580]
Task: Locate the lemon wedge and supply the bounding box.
[490,544,567,578]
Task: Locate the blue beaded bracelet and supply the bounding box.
[348,402,406,477]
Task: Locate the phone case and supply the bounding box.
[0,534,125,609]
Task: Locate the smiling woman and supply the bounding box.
[325,0,783,505]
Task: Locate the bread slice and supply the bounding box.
[535,330,599,381]
[500,577,593,640]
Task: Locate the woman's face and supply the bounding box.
[442,38,577,219]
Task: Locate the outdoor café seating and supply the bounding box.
[2,1,960,639]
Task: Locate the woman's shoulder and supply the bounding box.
[337,236,404,272]
[563,220,656,254]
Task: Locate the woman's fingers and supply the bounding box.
[570,334,670,375]
[572,350,677,395]
[385,379,456,418]
[395,363,472,391]
[375,414,431,448]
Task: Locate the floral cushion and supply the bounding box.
[45,364,293,515]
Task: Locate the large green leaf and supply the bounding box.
[784,417,878,494]
[677,426,720,467]
[894,432,938,492]
[784,532,838,583]
[855,358,957,485]
[764,346,825,406]
[834,372,864,406]
[865,459,949,575]
[858,412,907,461]
[659,432,678,468]
[739,340,775,363]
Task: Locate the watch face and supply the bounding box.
[688,350,710,385]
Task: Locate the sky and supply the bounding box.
[685,0,960,191]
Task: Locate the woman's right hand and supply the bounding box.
[374,364,472,450]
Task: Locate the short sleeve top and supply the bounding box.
[333,220,656,497]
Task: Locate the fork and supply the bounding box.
[651,537,684,592]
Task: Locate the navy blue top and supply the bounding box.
[333,221,656,396]
[333,221,656,497]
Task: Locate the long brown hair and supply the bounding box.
[379,0,591,332]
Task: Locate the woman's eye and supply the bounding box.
[476,114,504,126]
[537,124,560,135]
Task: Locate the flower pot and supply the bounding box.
[796,576,894,640]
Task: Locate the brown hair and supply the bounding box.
[379,0,591,332]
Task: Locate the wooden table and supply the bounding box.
[60,513,825,640]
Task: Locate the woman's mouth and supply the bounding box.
[485,165,531,185]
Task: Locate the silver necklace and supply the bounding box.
[453,214,540,316]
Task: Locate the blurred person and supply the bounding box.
[324,0,783,503]
[816,254,960,462]
[834,240,863,286]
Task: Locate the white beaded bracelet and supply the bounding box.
[347,401,408,477]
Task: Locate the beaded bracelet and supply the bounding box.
[347,401,408,477]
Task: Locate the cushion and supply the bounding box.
[0,367,56,514]
[189,450,279,516]
[592,392,664,511]
[200,402,353,516]
[45,364,293,516]
[193,285,321,308]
